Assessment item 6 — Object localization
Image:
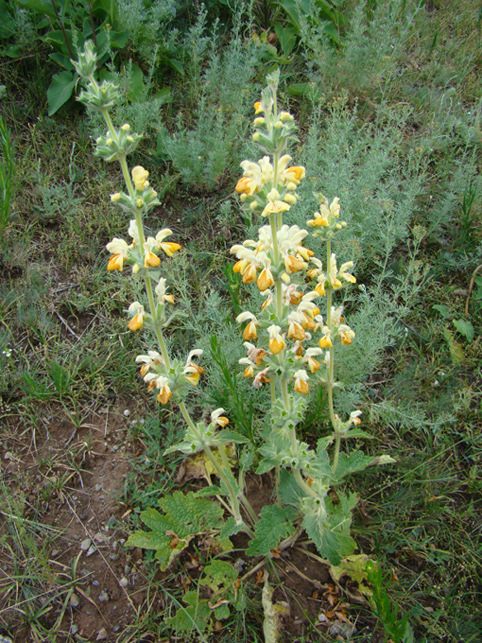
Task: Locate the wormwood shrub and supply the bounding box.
[74,41,396,631]
[158,5,263,190]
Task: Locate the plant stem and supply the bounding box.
[325,240,341,474]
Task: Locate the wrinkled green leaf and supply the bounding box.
[247,505,293,556]
[302,493,358,565]
[126,491,224,570]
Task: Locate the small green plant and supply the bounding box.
[0,115,14,238]
[366,560,414,643]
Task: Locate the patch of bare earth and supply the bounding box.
[0,404,145,642]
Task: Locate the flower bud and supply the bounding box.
[254,117,265,126]
[253,132,260,141]
[111,193,121,202]
[136,198,144,208]
[274,120,283,129]
[121,123,130,131]
[279,111,293,122]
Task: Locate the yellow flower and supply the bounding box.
[307,211,329,227]
[155,377,172,404]
[127,302,145,331]
[287,321,306,341]
[268,325,285,354]
[211,408,229,427]
[132,166,149,191]
[261,189,291,217]
[257,266,275,292]
[106,237,130,271]
[338,261,356,284]
[254,101,263,114]
[283,166,305,185]
[284,254,306,274]
[184,349,204,385]
[319,334,332,349]
[294,370,309,395]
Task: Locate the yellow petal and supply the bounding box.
[269,337,285,355]
[128,314,144,331]
[107,254,124,271]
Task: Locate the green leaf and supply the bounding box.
[126,491,224,570]
[344,428,373,440]
[194,485,221,498]
[247,505,293,556]
[443,328,465,364]
[432,304,451,319]
[453,318,474,343]
[216,430,249,444]
[278,468,306,507]
[220,516,245,539]
[126,64,144,102]
[16,0,56,19]
[0,0,15,39]
[164,590,211,634]
[107,30,129,50]
[158,490,224,535]
[152,87,172,104]
[201,560,237,593]
[49,52,75,71]
[302,493,358,565]
[333,451,392,482]
[274,22,297,57]
[47,71,76,116]
[166,58,184,75]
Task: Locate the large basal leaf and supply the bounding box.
[47,71,76,116]
[126,491,224,569]
[247,505,293,556]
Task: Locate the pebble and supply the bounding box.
[80,538,92,551]
[96,628,108,641]
[70,593,80,607]
[87,544,97,557]
[119,576,128,588]
[70,625,78,635]
[98,590,109,603]
[92,580,100,587]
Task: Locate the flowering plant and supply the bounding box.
[75,43,393,572]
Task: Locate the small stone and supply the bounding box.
[4,452,13,460]
[80,538,92,551]
[92,580,100,587]
[95,484,103,491]
[109,553,119,561]
[86,545,97,557]
[70,593,80,607]
[98,590,109,603]
[119,576,128,588]
[70,625,78,635]
[96,628,108,641]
